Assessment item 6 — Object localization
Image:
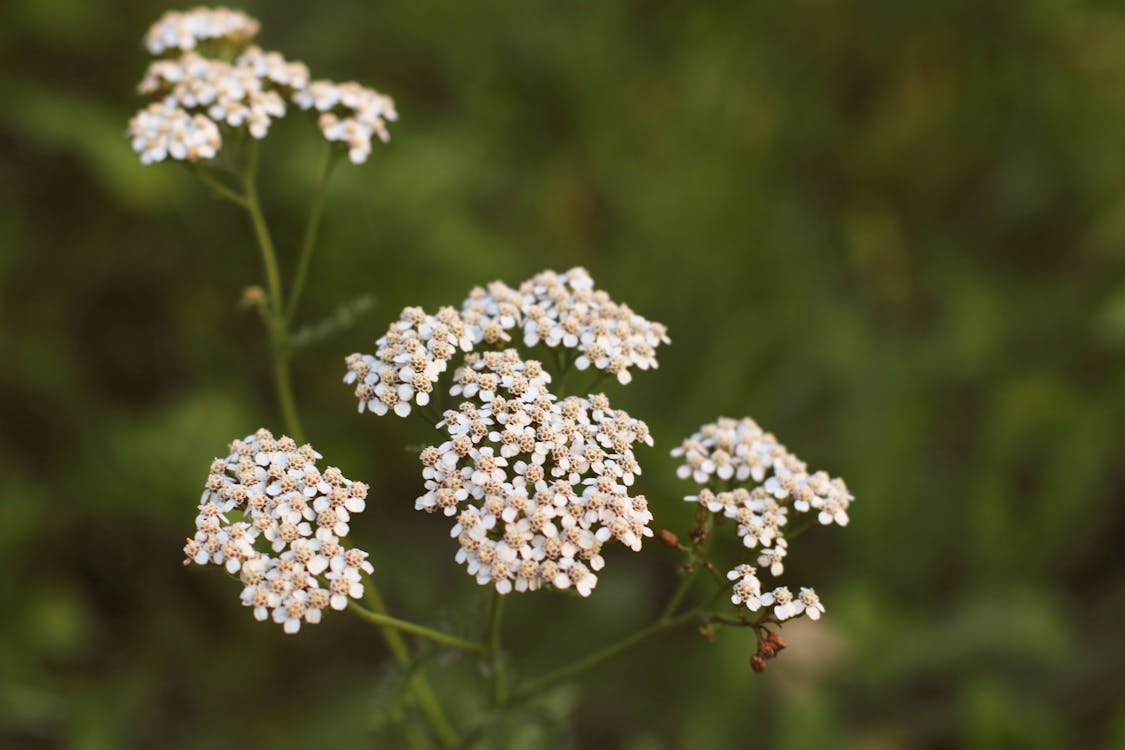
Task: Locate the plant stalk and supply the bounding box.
[349,600,486,653]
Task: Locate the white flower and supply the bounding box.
[128,102,221,164]
[417,369,653,597]
[184,429,373,633]
[137,52,289,141]
[294,80,398,163]
[756,538,788,577]
[144,7,261,55]
[728,564,763,609]
[792,587,825,621]
[346,306,470,418]
[461,267,670,386]
[682,416,851,628]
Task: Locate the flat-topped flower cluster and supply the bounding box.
[129,7,396,165]
[183,428,373,632]
[345,268,666,596]
[462,267,670,385]
[672,417,852,624]
[417,351,655,596]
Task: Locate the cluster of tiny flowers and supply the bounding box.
[415,353,654,596]
[727,565,825,622]
[128,102,221,164]
[461,267,670,385]
[143,6,260,55]
[182,428,374,633]
[673,417,853,622]
[293,81,399,164]
[130,7,395,164]
[138,53,290,139]
[345,307,473,417]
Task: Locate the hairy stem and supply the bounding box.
[229,143,457,746]
[241,140,306,443]
[362,583,461,748]
[487,591,508,707]
[349,601,487,653]
[509,608,704,706]
[286,141,338,323]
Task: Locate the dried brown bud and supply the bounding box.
[657,529,679,548]
[750,654,767,673]
[240,285,267,309]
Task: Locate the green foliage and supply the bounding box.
[1,0,1123,746]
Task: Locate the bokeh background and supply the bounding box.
[2,0,1124,747]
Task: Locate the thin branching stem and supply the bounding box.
[240,140,305,443]
[487,590,508,707]
[349,601,487,654]
[225,143,459,746]
[509,608,705,707]
[359,584,461,748]
[286,141,338,323]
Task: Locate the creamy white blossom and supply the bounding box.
[345,306,472,418]
[132,9,395,166]
[138,52,289,139]
[183,428,373,633]
[294,80,398,164]
[144,7,260,55]
[461,267,670,385]
[416,358,654,597]
[678,417,852,625]
[128,102,221,164]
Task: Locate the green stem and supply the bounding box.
[786,515,819,542]
[362,582,461,748]
[241,140,305,443]
[348,600,486,653]
[660,513,716,620]
[272,351,305,444]
[286,141,337,323]
[659,571,697,621]
[230,141,456,746]
[487,590,508,707]
[195,168,248,206]
[242,141,284,322]
[509,608,704,706]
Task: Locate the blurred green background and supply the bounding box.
[2,0,1124,747]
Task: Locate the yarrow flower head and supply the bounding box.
[414,351,655,596]
[128,102,221,164]
[674,416,853,623]
[144,6,260,55]
[293,81,399,164]
[345,306,473,418]
[462,267,670,385]
[129,7,395,164]
[183,428,374,633]
[138,52,289,139]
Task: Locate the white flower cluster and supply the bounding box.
[139,53,289,139]
[415,353,654,596]
[294,81,399,164]
[131,8,395,164]
[345,307,472,417]
[727,565,825,622]
[128,102,221,164]
[462,267,670,384]
[183,428,374,633]
[672,417,853,622]
[144,6,260,55]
